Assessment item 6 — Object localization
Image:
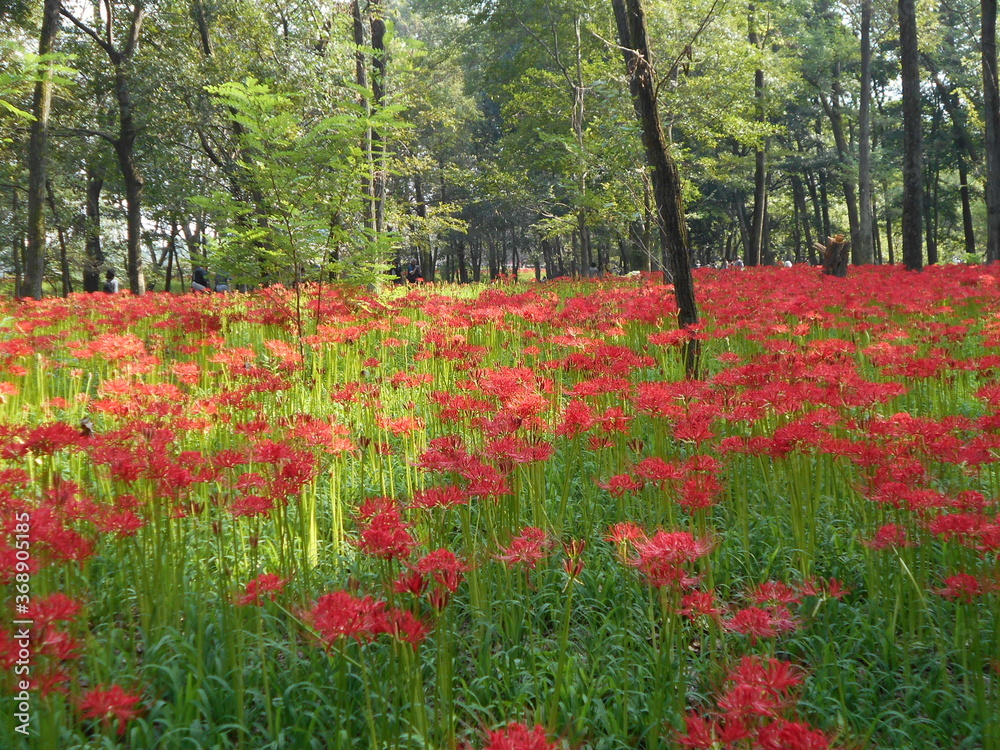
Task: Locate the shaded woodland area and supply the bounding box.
[2,0,1000,295]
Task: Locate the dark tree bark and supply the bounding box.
[24,0,61,299]
[12,188,24,297]
[857,0,874,264]
[898,0,924,270]
[818,84,861,262]
[370,0,387,234]
[351,0,374,230]
[612,0,699,377]
[62,1,148,292]
[748,5,766,267]
[83,164,105,292]
[983,0,1000,262]
[44,180,72,296]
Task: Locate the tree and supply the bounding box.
[898,0,923,270]
[23,0,60,299]
[60,0,150,292]
[983,0,1000,263]
[612,0,699,377]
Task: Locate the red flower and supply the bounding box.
[935,573,985,603]
[414,548,469,593]
[483,722,558,750]
[235,573,289,606]
[305,591,389,647]
[497,527,551,570]
[756,718,833,750]
[677,590,721,620]
[357,508,417,560]
[631,530,713,588]
[723,606,798,643]
[79,684,144,736]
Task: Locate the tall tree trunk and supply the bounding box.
[857,0,875,264]
[351,0,374,231]
[45,180,72,296]
[819,84,861,260]
[12,188,24,298]
[612,0,699,377]
[24,0,61,299]
[83,165,105,292]
[959,163,976,256]
[898,0,924,270]
[165,221,178,292]
[791,175,813,261]
[983,0,1000,262]
[748,6,766,267]
[370,0,387,234]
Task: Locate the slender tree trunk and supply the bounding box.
[351,0,374,231]
[612,0,699,376]
[24,0,61,299]
[983,0,1000,262]
[899,0,924,270]
[959,163,976,256]
[83,165,105,292]
[748,6,766,267]
[873,193,883,264]
[819,85,861,259]
[370,0,387,234]
[165,221,178,292]
[45,180,72,296]
[12,189,24,298]
[857,0,874,264]
[791,176,813,260]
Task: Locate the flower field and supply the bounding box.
[1,265,998,749]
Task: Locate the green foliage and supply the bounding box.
[194,77,403,289]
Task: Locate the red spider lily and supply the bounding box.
[230,495,274,518]
[79,684,144,736]
[726,656,803,697]
[305,591,389,647]
[393,570,428,596]
[934,573,987,603]
[630,530,713,589]
[799,577,850,600]
[235,573,289,606]
[756,718,835,750]
[675,713,716,749]
[414,549,469,592]
[862,523,915,549]
[750,581,802,606]
[497,527,551,570]
[723,606,798,643]
[23,593,81,628]
[388,609,430,646]
[563,539,586,580]
[605,522,647,553]
[556,399,597,437]
[482,722,559,750]
[409,485,469,510]
[717,682,783,719]
[677,590,721,620]
[595,474,645,497]
[633,457,683,485]
[356,508,417,561]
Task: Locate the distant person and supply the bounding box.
[103,269,120,293]
[783,259,793,268]
[588,261,599,278]
[214,272,231,293]
[191,265,210,292]
[405,259,422,284]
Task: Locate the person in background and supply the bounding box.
[191,265,211,292]
[103,269,120,293]
[405,258,422,283]
[588,261,599,278]
[214,272,231,293]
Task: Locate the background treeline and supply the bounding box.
[1,0,998,294]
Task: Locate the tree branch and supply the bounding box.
[59,6,116,59]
